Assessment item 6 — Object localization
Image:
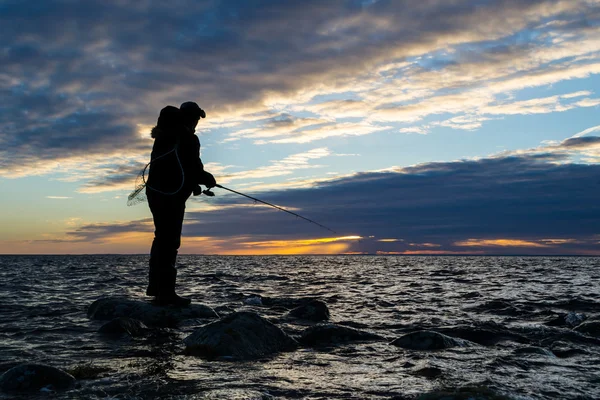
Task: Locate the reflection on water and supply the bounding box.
[1,255,599,399]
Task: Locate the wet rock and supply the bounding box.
[261,296,318,309]
[87,297,218,327]
[574,320,600,337]
[436,323,529,346]
[548,341,588,358]
[513,346,555,357]
[390,330,472,350]
[416,385,512,400]
[0,363,76,392]
[412,366,443,379]
[466,300,521,316]
[199,389,276,399]
[243,296,263,306]
[214,305,236,316]
[183,311,298,360]
[545,312,587,328]
[286,300,330,322]
[99,317,148,337]
[298,323,384,346]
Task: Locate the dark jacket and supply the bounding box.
[146,123,204,197]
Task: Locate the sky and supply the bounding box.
[1,0,600,255]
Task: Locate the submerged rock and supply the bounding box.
[513,346,555,357]
[199,389,276,399]
[466,300,522,316]
[412,365,443,379]
[0,363,76,392]
[184,311,298,360]
[99,317,148,337]
[87,297,218,327]
[416,385,512,400]
[436,323,529,346]
[298,323,384,346]
[545,312,587,328]
[574,320,600,337]
[286,300,330,322]
[259,296,318,309]
[549,340,589,358]
[390,330,472,350]
[243,296,263,306]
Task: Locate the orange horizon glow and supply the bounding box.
[1,234,598,255]
[454,238,549,248]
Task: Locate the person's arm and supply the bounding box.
[181,134,216,188]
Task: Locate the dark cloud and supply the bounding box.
[560,136,600,148]
[2,0,597,171]
[192,150,600,254]
[58,146,600,254]
[64,219,153,243]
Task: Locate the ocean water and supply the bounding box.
[0,255,599,399]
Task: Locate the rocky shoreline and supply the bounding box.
[2,294,599,399]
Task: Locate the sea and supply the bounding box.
[0,255,599,400]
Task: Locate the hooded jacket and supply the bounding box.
[146,106,204,197]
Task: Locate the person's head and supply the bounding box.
[151,105,183,138]
[180,101,206,130]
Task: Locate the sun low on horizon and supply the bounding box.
[1,1,600,256]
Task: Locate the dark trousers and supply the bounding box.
[146,190,190,296]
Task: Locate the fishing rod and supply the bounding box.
[199,184,337,235]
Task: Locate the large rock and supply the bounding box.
[298,323,384,346]
[0,363,76,392]
[184,311,298,360]
[87,297,218,327]
[286,300,330,322]
[391,330,472,350]
[436,323,529,346]
[99,317,148,337]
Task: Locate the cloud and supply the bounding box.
[2,0,600,180]
[211,147,332,183]
[44,138,600,255]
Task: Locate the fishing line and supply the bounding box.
[210,184,337,235]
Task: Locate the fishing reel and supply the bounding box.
[193,185,215,196]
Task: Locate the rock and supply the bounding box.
[549,340,589,358]
[286,300,330,322]
[390,330,472,350]
[243,296,263,306]
[466,300,521,316]
[183,311,298,360]
[199,389,276,399]
[545,312,587,328]
[99,317,148,337]
[214,305,236,316]
[260,296,318,309]
[412,366,443,379]
[298,323,384,346]
[436,323,529,346]
[0,363,76,392]
[513,346,555,357]
[416,385,512,400]
[574,320,600,337]
[87,297,218,327]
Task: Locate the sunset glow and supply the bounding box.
[1,1,599,255]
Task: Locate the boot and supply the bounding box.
[146,265,160,296]
[153,268,191,307]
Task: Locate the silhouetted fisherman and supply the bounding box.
[145,102,216,306]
